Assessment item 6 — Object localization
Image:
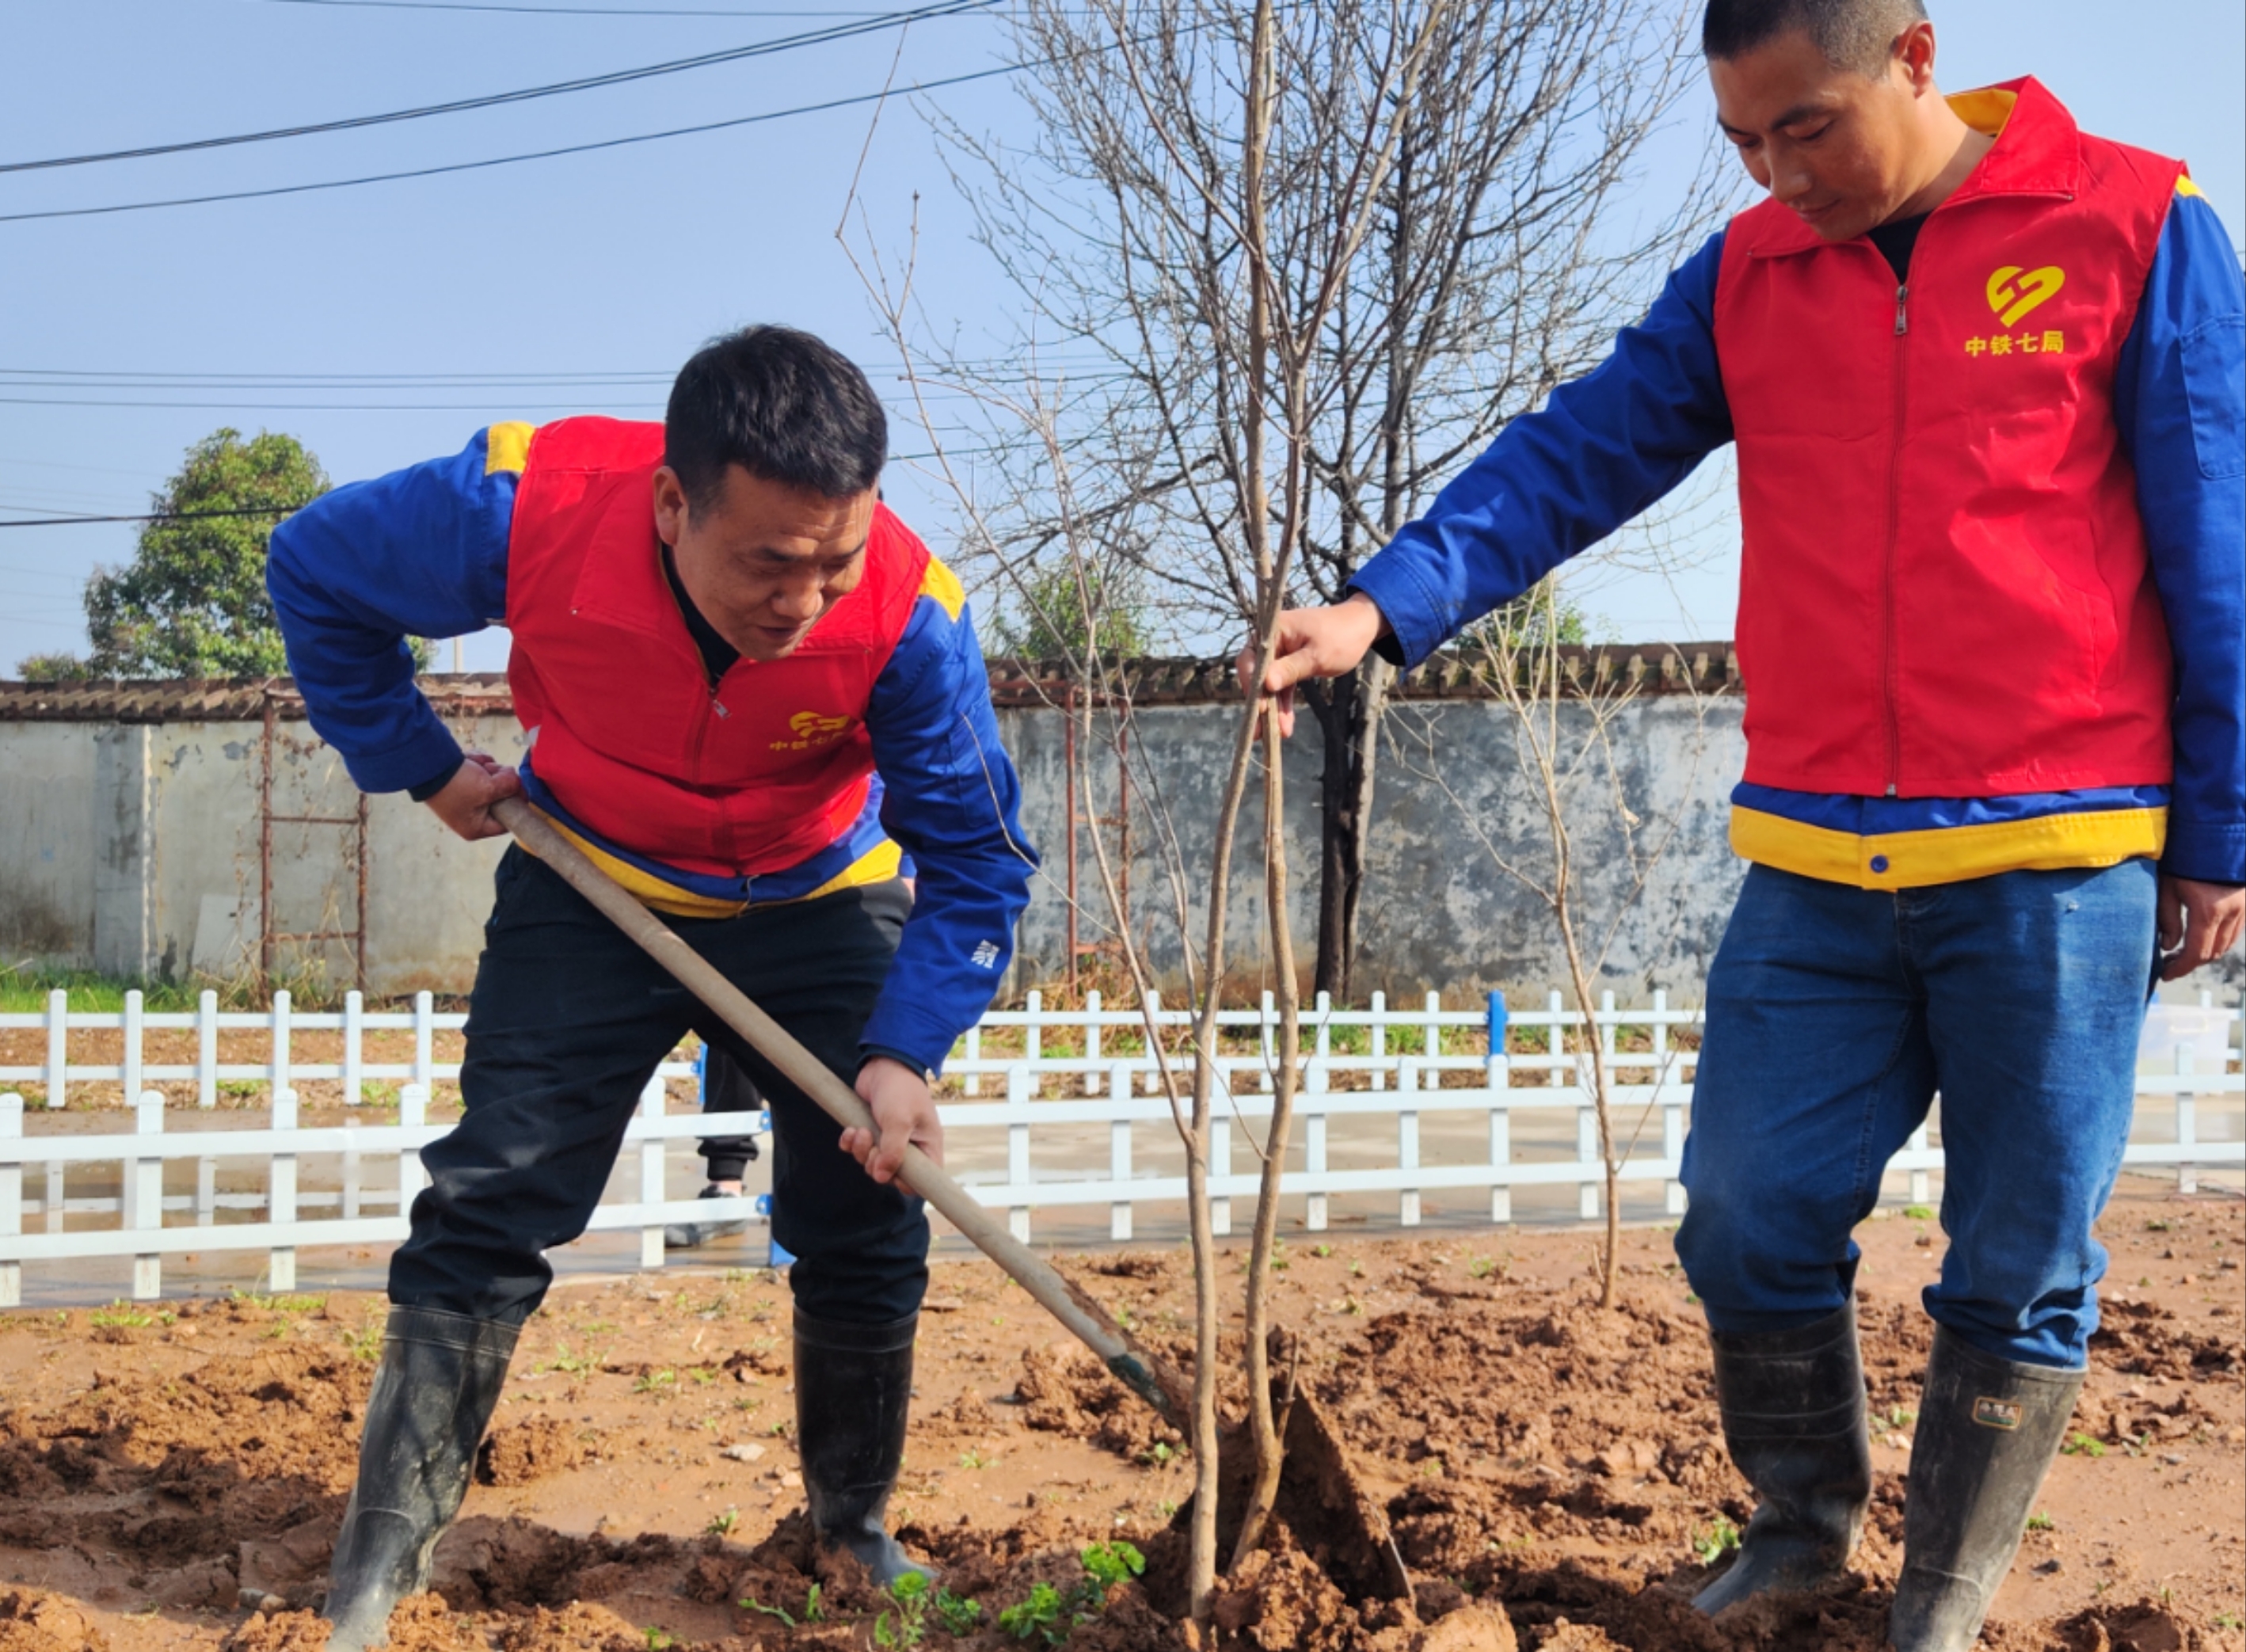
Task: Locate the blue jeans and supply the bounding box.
[1676,861,2157,1369]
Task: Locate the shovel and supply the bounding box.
[490,797,1409,1600]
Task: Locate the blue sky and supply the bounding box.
[2,0,2240,672]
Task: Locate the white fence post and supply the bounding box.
[44,989,66,1111]
[400,1082,429,1216]
[1109,1060,1132,1242]
[132,1090,164,1301]
[1305,1061,1330,1235]
[962,1021,980,1096]
[1007,1066,1032,1244]
[1656,989,1685,1216]
[343,991,364,1107]
[1260,991,1277,1093]
[0,1093,21,1308]
[639,1075,667,1269]
[270,989,291,1110]
[1399,1060,1422,1228]
[1369,991,1386,1092]
[197,989,219,1110]
[1487,990,1511,1226]
[342,1116,362,1220]
[2176,1046,2198,1197]
[413,991,435,1100]
[1909,1117,1932,1207]
[1209,1072,1232,1238]
[1084,990,1102,1097]
[123,990,143,1113]
[268,1087,298,1292]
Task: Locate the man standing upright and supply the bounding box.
[269,326,1034,1647]
[1248,5,2241,1649]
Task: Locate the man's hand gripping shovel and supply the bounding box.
[492,797,1409,1601]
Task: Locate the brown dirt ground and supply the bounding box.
[0,1181,2236,1650]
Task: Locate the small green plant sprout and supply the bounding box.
[997,1581,1066,1644]
[959,1448,990,1471]
[643,1630,676,1651]
[1312,1243,1334,1258]
[2025,1511,2055,1532]
[1347,1258,1365,1278]
[934,1588,984,1635]
[1692,1516,1743,1566]
[2212,1611,2243,1631]
[1468,1257,1500,1280]
[1268,1241,1290,1271]
[89,1301,155,1330]
[1903,1205,1935,1222]
[2061,1431,2107,1458]
[1079,1540,1145,1590]
[1883,1405,1917,1429]
[634,1368,678,1395]
[1138,1441,1174,1467]
[805,1582,825,1623]
[688,1365,718,1385]
[2145,1218,2173,1232]
[705,1505,739,1537]
[542,1342,599,1376]
[344,1322,384,1362]
[739,1594,795,1628]
[875,1573,931,1647]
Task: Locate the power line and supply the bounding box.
[257,1,899,14]
[0,506,299,528]
[0,0,995,175]
[0,61,1023,224]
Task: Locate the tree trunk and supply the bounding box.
[1306,653,1392,1003]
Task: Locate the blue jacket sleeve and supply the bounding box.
[1347,231,1735,668]
[265,429,517,793]
[859,590,1038,1074]
[2115,186,2246,885]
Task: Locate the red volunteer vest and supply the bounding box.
[504,417,929,877]
[1715,79,2182,797]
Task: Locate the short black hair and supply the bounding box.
[1702,0,1928,76]
[664,325,888,509]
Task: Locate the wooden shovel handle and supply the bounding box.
[489,797,1193,1429]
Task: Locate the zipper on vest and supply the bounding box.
[1880,281,1909,796]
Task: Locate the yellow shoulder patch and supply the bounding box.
[1945,86,2017,139]
[2176,173,2205,199]
[484,421,535,477]
[919,554,965,621]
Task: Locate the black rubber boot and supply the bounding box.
[794,1308,930,1589]
[1694,1302,1873,1614]
[665,1184,751,1250]
[1887,1327,2084,1652]
[322,1308,520,1650]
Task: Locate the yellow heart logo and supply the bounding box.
[1986,265,2065,327]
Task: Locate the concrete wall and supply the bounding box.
[999,695,1748,1002]
[9,695,2233,1003]
[0,712,520,995]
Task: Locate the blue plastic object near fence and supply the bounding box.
[1487,990,1507,1060]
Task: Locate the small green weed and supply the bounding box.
[1692,1516,1742,1566]
[1468,1257,1498,1279]
[1882,1405,1917,1429]
[934,1588,983,1635]
[2026,1511,2055,1532]
[1139,1441,1174,1467]
[705,1505,739,1537]
[2061,1432,2107,1458]
[343,1322,384,1361]
[1079,1541,1145,1589]
[875,1574,931,1647]
[1903,1205,1935,1221]
[1311,1243,1334,1258]
[997,1582,1064,1643]
[542,1342,600,1376]
[89,1301,155,1330]
[643,1630,676,1651]
[959,1448,989,1471]
[634,1369,678,1395]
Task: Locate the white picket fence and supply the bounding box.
[1,987,2238,1307]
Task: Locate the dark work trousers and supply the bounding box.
[697,1051,763,1184]
[389,846,927,1327]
